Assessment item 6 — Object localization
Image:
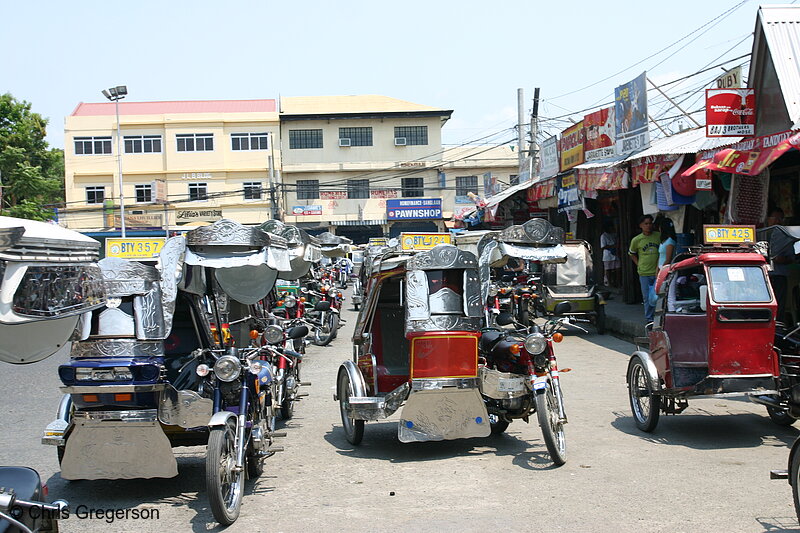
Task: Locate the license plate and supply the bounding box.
[500,298,511,304]
[498,377,525,392]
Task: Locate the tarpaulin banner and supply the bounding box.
[706,88,755,137]
[559,122,585,171]
[527,179,556,202]
[615,72,650,154]
[631,154,681,186]
[540,136,560,178]
[557,173,581,212]
[577,166,628,191]
[584,107,616,161]
[682,130,800,177]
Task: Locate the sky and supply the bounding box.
[1,0,792,151]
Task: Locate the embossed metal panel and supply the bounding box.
[406,270,429,320]
[397,388,490,442]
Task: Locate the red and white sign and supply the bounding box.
[320,191,347,200]
[705,88,755,137]
[291,205,322,216]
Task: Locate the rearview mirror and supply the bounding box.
[496,312,513,326]
[554,301,572,316]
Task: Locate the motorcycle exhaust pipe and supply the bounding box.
[748,395,783,409]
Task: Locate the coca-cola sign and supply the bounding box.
[705,88,755,137]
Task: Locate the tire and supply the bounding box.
[489,414,509,435]
[312,313,335,346]
[535,384,567,466]
[628,356,661,432]
[768,405,798,426]
[206,420,243,526]
[595,304,607,335]
[245,433,264,479]
[57,445,65,466]
[281,371,296,420]
[792,445,800,523]
[354,303,360,311]
[338,370,364,445]
[330,313,340,340]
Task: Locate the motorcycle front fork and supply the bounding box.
[548,355,568,423]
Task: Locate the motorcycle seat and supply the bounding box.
[0,466,41,503]
[479,330,503,353]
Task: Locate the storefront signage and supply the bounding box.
[703,225,755,245]
[176,209,223,223]
[557,173,581,213]
[715,66,742,89]
[559,122,585,171]
[113,213,163,228]
[584,107,616,162]
[291,205,323,216]
[180,172,213,180]
[399,162,426,168]
[400,232,452,250]
[682,130,800,177]
[615,72,650,154]
[706,88,755,137]
[483,172,500,197]
[386,198,442,220]
[540,136,559,179]
[368,237,388,246]
[370,189,398,199]
[320,191,347,200]
[105,238,166,260]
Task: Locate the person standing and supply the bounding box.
[767,208,793,323]
[629,214,661,322]
[656,217,677,268]
[600,222,621,288]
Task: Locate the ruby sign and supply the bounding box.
[705,88,755,137]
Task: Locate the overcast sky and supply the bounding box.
[2,0,788,150]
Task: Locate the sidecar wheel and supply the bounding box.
[489,414,509,435]
[206,420,243,526]
[338,370,364,445]
[628,356,660,432]
[768,405,798,426]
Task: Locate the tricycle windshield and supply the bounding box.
[708,265,771,303]
[427,269,464,295]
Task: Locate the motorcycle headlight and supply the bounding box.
[524,333,547,355]
[489,285,499,296]
[263,325,284,345]
[284,295,297,308]
[214,355,241,382]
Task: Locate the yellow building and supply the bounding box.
[62,95,519,242]
[63,99,280,231]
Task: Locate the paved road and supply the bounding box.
[2,292,800,532]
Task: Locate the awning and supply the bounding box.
[333,219,387,226]
[485,179,534,208]
[682,130,800,177]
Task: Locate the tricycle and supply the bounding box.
[627,224,789,432]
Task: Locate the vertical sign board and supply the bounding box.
[705,88,756,137]
[539,136,560,179]
[559,122,585,171]
[615,72,650,154]
[715,66,742,89]
[584,107,616,162]
[557,173,581,213]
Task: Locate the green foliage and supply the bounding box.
[0,93,64,220]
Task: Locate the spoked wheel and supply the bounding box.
[767,405,798,426]
[628,356,661,432]
[535,384,567,466]
[206,420,244,526]
[281,371,297,420]
[330,312,340,340]
[489,414,509,435]
[312,313,335,346]
[338,370,364,445]
[792,447,800,523]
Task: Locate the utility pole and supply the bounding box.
[529,87,540,181]
[517,89,526,173]
[268,132,278,220]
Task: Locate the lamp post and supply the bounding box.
[102,85,128,237]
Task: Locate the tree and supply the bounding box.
[0,93,64,221]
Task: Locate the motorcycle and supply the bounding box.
[478,304,575,466]
[303,285,342,346]
[258,323,309,420]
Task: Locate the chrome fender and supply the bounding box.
[335,360,366,401]
[788,436,800,483]
[627,350,660,392]
[208,410,237,427]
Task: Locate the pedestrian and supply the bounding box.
[767,207,793,323]
[656,217,677,268]
[600,222,621,288]
[628,214,661,322]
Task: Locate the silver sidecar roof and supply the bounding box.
[260,220,322,279]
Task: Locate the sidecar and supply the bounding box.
[43,219,290,480]
[336,239,489,444]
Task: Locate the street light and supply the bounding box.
[102,85,128,237]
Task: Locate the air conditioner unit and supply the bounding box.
[338,138,352,147]
[394,137,407,146]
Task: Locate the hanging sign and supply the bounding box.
[615,72,650,153]
[584,107,616,162]
[539,136,559,179]
[559,122,585,171]
[706,88,755,137]
[557,173,581,213]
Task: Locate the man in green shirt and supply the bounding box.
[628,214,661,322]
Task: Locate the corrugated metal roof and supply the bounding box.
[280,95,447,115]
[755,5,800,128]
[71,99,277,116]
[625,127,741,161]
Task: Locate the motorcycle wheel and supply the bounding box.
[337,370,364,445]
[792,446,800,523]
[330,313,340,340]
[245,420,265,479]
[206,420,244,526]
[767,405,798,426]
[312,314,335,346]
[595,303,607,335]
[489,414,509,435]
[627,356,660,432]
[535,384,567,466]
[281,371,297,420]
